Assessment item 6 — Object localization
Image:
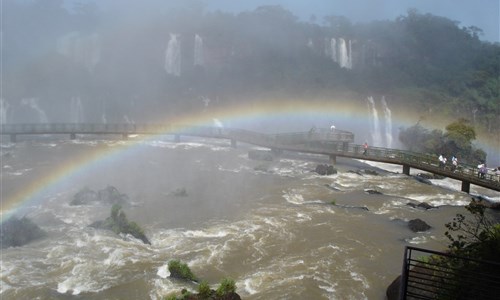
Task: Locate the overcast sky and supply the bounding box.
[202,0,499,43]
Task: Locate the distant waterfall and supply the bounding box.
[70,97,84,123]
[338,38,352,69]
[366,96,394,148]
[366,96,382,146]
[23,98,48,123]
[165,34,181,76]
[194,34,204,66]
[1,98,9,124]
[381,96,393,148]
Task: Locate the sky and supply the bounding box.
[202,0,500,43]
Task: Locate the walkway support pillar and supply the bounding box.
[461,181,470,194]
[231,139,237,148]
[402,164,410,175]
[329,154,337,165]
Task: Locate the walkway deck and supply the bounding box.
[1,123,499,192]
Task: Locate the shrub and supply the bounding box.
[197,280,212,298]
[168,260,197,282]
[216,278,236,296]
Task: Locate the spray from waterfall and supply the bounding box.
[381,96,393,148]
[194,34,204,66]
[330,38,337,63]
[165,34,181,76]
[366,96,382,146]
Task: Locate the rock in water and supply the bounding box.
[1,216,46,248]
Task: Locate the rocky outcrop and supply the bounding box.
[407,202,435,210]
[71,186,129,206]
[1,216,46,248]
[412,175,432,185]
[90,204,150,244]
[315,164,337,175]
[364,189,383,195]
[408,218,432,232]
[470,195,500,210]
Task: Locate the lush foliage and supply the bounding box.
[99,204,150,244]
[197,281,211,298]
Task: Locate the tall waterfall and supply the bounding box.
[165,34,181,76]
[381,96,393,148]
[1,98,9,124]
[338,38,352,69]
[366,96,394,148]
[70,97,84,123]
[194,34,204,66]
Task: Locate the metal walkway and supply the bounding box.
[1,123,499,192]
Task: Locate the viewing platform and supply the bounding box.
[1,123,499,193]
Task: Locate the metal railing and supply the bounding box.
[400,246,500,299]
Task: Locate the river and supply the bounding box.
[1,136,499,299]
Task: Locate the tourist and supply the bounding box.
[330,124,336,131]
[438,154,445,168]
[363,142,368,155]
[451,156,458,171]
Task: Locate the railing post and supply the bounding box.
[402,165,410,175]
[461,181,470,193]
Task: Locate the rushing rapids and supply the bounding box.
[1,136,499,299]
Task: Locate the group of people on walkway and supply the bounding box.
[438,155,458,171]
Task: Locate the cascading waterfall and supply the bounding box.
[1,98,9,124]
[70,97,84,123]
[338,38,351,69]
[165,34,181,76]
[381,96,393,148]
[366,96,382,146]
[194,34,204,66]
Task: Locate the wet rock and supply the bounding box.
[363,169,379,176]
[71,186,129,206]
[407,202,435,210]
[90,204,150,244]
[170,187,188,197]
[324,184,341,191]
[315,164,337,175]
[348,170,363,176]
[470,196,500,210]
[248,150,273,161]
[408,218,432,232]
[364,189,383,195]
[1,216,46,248]
[413,175,432,185]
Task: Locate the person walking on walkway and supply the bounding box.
[363,142,368,156]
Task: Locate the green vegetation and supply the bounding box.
[197,281,211,298]
[216,278,237,297]
[94,204,150,244]
[330,199,337,205]
[398,118,486,164]
[168,260,197,282]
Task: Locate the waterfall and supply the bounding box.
[165,34,181,76]
[194,34,204,66]
[338,38,351,69]
[381,96,393,148]
[0,98,9,124]
[366,96,382,146]
[70,96,84,123]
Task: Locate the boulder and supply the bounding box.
[408,219,432,232]
[407,202,435,210]
[315,164,337,175]
[470,195,500,210]
[364,189,383,195]
[413,175,432,185]
[71,186,129,206]
[1,216,46,248]
[363,169,379,176]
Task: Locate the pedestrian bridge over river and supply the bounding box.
[1,123,499,193]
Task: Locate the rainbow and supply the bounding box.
[1,98,499,220]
